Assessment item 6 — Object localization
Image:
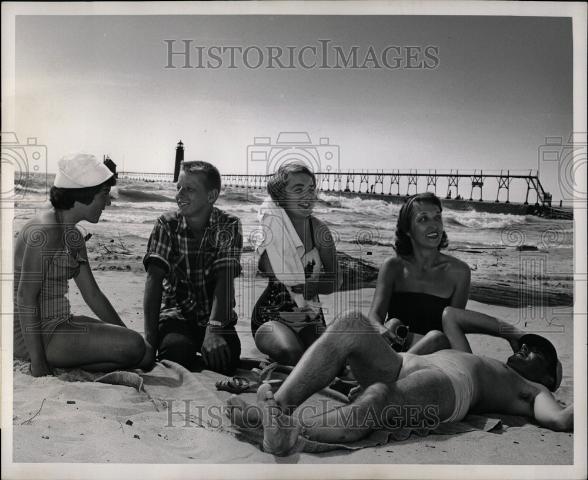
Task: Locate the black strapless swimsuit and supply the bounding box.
[387,291,452,335]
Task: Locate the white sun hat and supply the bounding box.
[54,153,114,188]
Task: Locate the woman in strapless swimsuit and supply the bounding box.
[368,192,471,355]
[251,163,341,365]
[13,154,154,377]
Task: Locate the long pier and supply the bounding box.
[117,170,572,219]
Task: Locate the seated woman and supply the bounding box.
[369,192,471,354]
[251,163,341,365]
[13,154,154,377]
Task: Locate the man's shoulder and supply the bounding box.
[212,207,241,227]
[159,210,180,223]
[151,211,181,231]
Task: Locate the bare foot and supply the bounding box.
[225,395,262,430]
[257,383,302,456]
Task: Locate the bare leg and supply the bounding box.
[254,321,305,366]
[259,367,457,454]
[301,369,456,444]
[76,342,155,372]
[258,383,304,455]
[276,311,402,413]
[44,316,148,372]
[407,330,450,355]
[75,361,130,372]
[227,311,400,426]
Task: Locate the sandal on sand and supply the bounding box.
[216,362,286,394]
[215,376,255,394]
[215,376,283,394]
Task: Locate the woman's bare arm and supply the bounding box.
[73,240,125,327]
[313,218,341,295]
[442,306,525,353]
[16,228,52,376]
[449,259,471,309]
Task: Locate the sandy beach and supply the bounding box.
[10,233,574,465]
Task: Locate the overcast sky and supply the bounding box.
[14,14,573,199]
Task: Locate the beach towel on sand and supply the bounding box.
[14,360,502,457]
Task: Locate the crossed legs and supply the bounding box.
[228,311,456,454]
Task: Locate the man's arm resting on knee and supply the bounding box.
[144,263,165,349]
[203,267,239,372]
[532,387,573,432]
[442,307,525,353]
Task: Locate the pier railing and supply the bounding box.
[119,169,552,207]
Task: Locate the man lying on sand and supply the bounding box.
[226,311,573,456]
[143,161,243,374]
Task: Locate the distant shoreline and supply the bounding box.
[14,175,574,218]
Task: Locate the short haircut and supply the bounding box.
[394,192,449,256]
[266,162,316,207]
[518,334,559,391]
[50,175,116,210]
[181,161,221,192]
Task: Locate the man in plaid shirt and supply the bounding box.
[143,161,242,373]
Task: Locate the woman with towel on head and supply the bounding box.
[13,154,155,376]
[251,163,342,365]
[368,192,471,355]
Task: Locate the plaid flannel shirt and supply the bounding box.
[143,207,242,328]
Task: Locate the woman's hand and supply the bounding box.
[290,282,319,299]
[381,317,407,347]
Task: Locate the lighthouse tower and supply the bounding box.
[173,140,184,182]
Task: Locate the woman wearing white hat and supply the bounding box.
[13,154,154,376]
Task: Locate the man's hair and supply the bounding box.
[181,161,221,192]
[394,192,449,256]
[266,162,316,207]
[518,334,560,391]
[50,176,116,210]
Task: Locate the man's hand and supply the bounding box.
[507,336,520,353]
[201,326,231,373]
[30,358,53,377]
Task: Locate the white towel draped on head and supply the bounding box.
[253,197,320,310]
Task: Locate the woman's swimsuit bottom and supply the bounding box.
[251,279,326,336]
[13,248,85,359]
[387,291,452,336]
